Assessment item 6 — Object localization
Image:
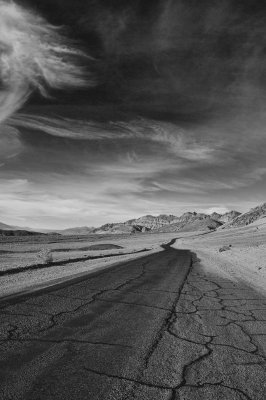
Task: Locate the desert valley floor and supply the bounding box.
[0,221,266,399]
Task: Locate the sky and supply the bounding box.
[0,0,266,229]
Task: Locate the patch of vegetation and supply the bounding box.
[219,245,232,252]
[37,249,53,263]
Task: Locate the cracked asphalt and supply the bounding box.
[0,242,266,400]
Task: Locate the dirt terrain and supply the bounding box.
[175,219,266,295]
[0,228,265,399]
[0,233,175,298]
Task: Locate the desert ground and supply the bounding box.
[0,225,266,399]
[174,217,266,295]
[0,232,176,298]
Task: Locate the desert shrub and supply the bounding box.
[219,245,232,253]
[37,248,53,264]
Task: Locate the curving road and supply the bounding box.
[0,242,266,399]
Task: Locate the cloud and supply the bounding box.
[13,0,266,121]
[0,125,23,162]
[0,1,92,125]
[1,1,266,229]
[204,206,230,215]
[12,113,215,163]
[138,120,214,161]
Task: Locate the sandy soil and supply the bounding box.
[1,223,265,298]
[0,233,176,297]
[173,221,266,295]
[0,233,175,272]
[1,239,265,399]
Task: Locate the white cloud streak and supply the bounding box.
[0,1,92,125]
[0,125,23,162]
[11,113,215,162]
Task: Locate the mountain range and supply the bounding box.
[91,210,241,235]
[221,203,266,229]
[1,203,265,236]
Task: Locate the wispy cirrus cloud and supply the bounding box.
[0,1,92,125]
[0,125,23,164]
[12,113,215,162]
[1,1,266,229]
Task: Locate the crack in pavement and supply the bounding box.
[84,366,173,392]
[168,258,266,399]
[1,254,160,342]
[181,381,253,400]
[174,337,213,390]
[83,249,266,398]
[32,260,151,335]
[0,338,132,348]
[1,240,266,400]
[94,297,172,312]
[6,324,19,340]
[141,255,194,373]
[124,251,266,399]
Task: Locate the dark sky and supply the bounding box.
[22,0,266,117]
[1,0,266,228]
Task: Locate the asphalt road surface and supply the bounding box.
[0,242,266,399]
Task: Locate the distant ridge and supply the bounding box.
[91,210,242,235]
[0,222,17,230]
[1,203,265,236]
[210,211,241,223]
[221,203,266,229]
[0,221,35,231]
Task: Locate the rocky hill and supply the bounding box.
[222,203,266,229]
[125,214,178,230]
[93,223,146,235]
[7,205,266,236]
[92,210,236,235]
[210,211,241,223]
[157,213,223,233]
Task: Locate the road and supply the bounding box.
[0,243,266,399]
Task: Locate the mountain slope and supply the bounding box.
[158,214,223,233]
[0,221,40,232]
[125,214,178,230]
[93,223,146,235]
[0,222,16,230]
[1,207,246,236]
[222,203,266,229]
[94,211,229,234]
[211,211,241,223]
